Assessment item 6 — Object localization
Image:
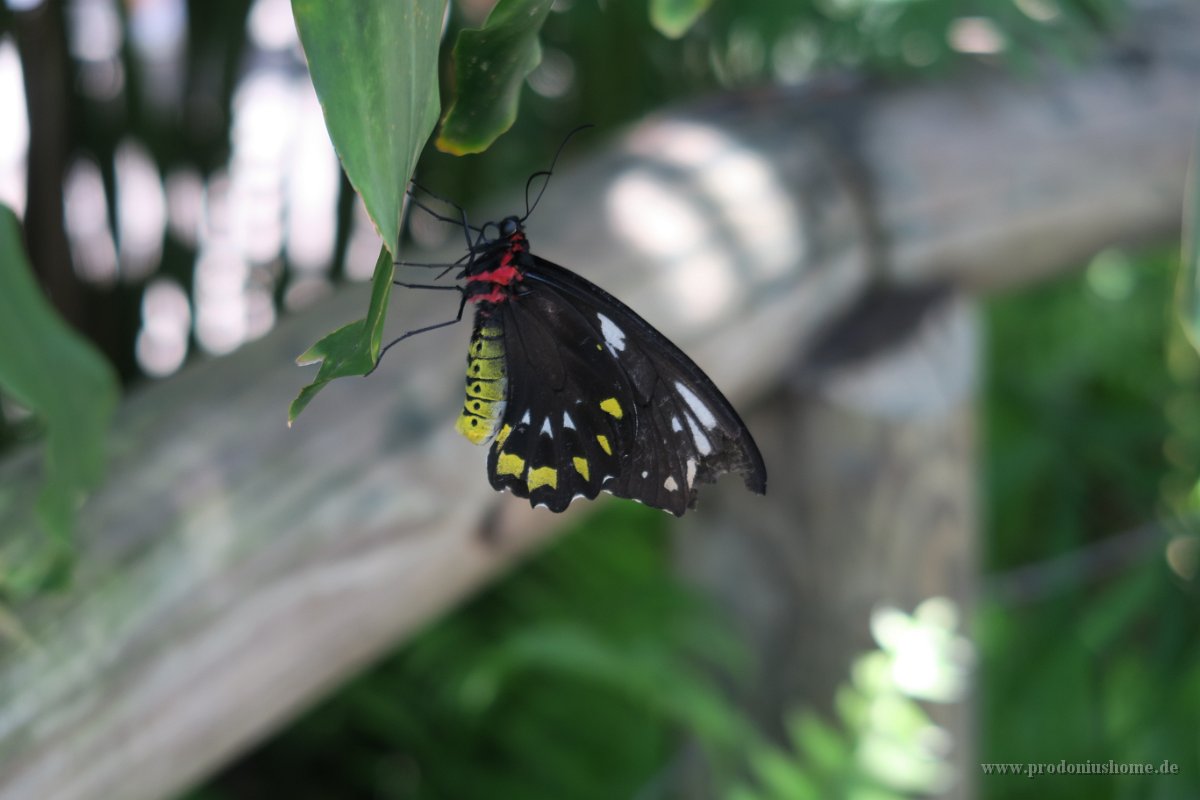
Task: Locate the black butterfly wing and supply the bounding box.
[485,255,766,516]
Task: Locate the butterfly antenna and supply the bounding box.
[523,124,595,221]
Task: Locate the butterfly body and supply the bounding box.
[448,215,766,517]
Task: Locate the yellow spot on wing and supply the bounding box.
[596,435,612,455]
[572,457,590,481]
[599,398,623,419]
[496,424,512,446]
[527,466,557,490]
[497,452,525,477]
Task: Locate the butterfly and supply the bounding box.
[386,133,766,516]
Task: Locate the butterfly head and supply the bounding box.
[499,216,523,238]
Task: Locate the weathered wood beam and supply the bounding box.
[1,3,1196,798]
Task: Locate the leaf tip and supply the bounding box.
[434,131,482,156]
[288,383,322,425]
[296,347,323,367]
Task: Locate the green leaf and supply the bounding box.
[1179,128,1200,355]
[462,624,753,750]
[291,0,445,253]
[726,785,767,800]
[0,204,118,592]
[789,711,851,779]
[650,0,714,39]
[436,0,555,155]
[747,743,822,800]
[289,0,442,420]
[289,246,393,424]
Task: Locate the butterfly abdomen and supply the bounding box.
[455,320,508,445]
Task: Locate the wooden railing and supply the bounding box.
[1,3,1196,798]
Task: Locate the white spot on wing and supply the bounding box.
[563,411,576,430]
[685,414,713,455]
[671,416,682,432]
[520,410,531,425]
[686,458,697,487]
[641,470,648,478]
[598,313,626,353]
[675,382,717,428]
[540,418,552,437]
[664,476,678,492]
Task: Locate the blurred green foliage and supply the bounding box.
[731,605,964,800]
[0,205,118,596]
[980,249,1200,799]
[985,250,1175,567]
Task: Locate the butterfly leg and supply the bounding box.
[393,254,469,270]
[406,185,479,254]
[391,280,463,291]
[406,195,473,239]
[408,180,477,228]
[369,287,468,374]
[393,252,470,281]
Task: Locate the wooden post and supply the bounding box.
[681,289,978,796]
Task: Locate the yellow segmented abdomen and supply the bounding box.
[455,323,507,444]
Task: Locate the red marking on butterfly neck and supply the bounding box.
[467,262,521,285]
[466,236,527,294]
[471,287,509,305]
[467,236,528,304]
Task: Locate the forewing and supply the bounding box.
[486,256,766,516]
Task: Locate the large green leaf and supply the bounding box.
[292,0,445,253]
[436,0,555,155]
[0,205,118,592]
[650,0,714,39]
[289,246,393,425]
[289,0,443,419]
